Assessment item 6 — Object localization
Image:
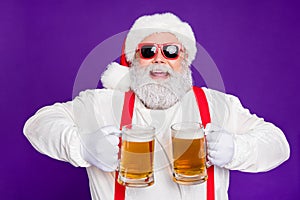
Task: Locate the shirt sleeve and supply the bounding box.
[203,88,290,172]
[23,89,124,167]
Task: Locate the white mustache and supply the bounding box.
[146,64,174,75]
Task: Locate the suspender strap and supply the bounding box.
[192,86,215,200]
[120,91,135,127]
[192,86,211,127]
[114,87,214,200]
[114,91,135,200]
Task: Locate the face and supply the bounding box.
[136,32,186,76]
[129,32,192,110]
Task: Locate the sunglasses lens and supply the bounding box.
[140,45,156,58]
[163,45,179,58]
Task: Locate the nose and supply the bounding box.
[152,48,166,64]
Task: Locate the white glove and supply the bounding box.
[205,123,235,168]
[79,125,121,172]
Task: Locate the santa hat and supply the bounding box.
[101,12,197,92]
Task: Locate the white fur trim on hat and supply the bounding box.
[125,12,197,66]
[101,62,130,92]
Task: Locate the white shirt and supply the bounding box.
[23,87,290,200]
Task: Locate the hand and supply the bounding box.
[79,125,121,172]
[205,123,235,168]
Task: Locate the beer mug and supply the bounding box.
[117,124,155,187]
[171,122,207,185]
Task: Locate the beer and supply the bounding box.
[172,137,207,177]
[171,122,207,185]
[118,139,154,186]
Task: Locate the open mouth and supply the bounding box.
[150,70,170,79]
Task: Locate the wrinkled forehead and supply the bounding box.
[140,32,180,44]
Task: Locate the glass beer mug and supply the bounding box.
[171,122,208,185]
[117,124,156,187]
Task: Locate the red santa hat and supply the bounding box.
[101,12,197,91]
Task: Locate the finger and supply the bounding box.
[101,125,122,136]
[206,141,218,151]
[106,135,120,146]
[204,123,222,134]
[206,160,213,168]
[207,155,217,165]
[204,123,212,133]
[97,155,119,172]
[205,131,221,143]
[98,164,117,172]
[111,160,119,171]
[207,149,218,159]
[113,145,119,154]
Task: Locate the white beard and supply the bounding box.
[129,60,193,110]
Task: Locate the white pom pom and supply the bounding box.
[101,62,130,92]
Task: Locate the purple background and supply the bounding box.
[1,0,299,199]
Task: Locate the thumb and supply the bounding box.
[204,123,222,135]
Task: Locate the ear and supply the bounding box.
[100,62,131,92]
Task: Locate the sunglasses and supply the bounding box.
[137,43,182,60]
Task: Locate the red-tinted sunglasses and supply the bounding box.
[136,43,182,60]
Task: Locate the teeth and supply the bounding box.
[150,71,169,78]
[152,70,166,73]
[154,72,166,74]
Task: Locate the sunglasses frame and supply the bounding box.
[136,43,182,60]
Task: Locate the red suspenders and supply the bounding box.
[114,91,135,200]
[114,87,215,200]
[192,86,215,200]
